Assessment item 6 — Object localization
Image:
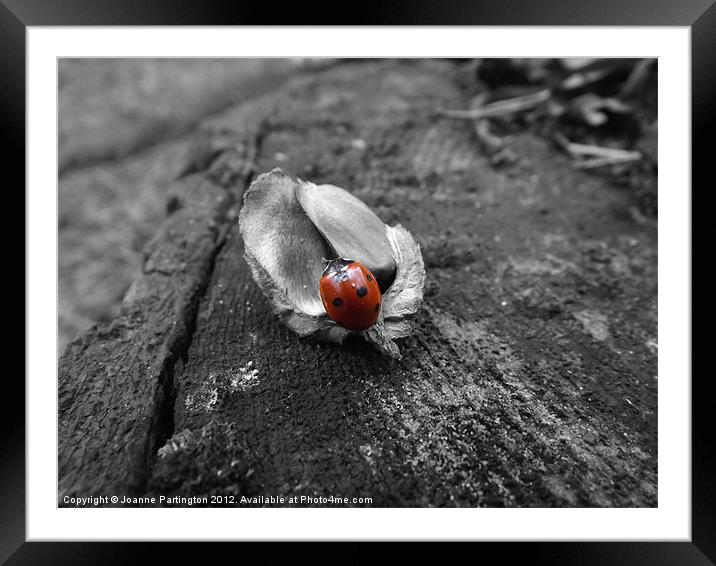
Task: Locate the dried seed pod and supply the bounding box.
[296,183,396,292]
[239,168,425,359]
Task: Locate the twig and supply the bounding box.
[474,119,503,153]
[473,119,517,165]
[461,92,518,165]
[573,153,642,169]
[438,89,551,120]
[555,133,641,169]
[620,59,655,99]
[565,142,639,159]
[556,133,641,158]
[561,68,610,90]
[560,58,597,72]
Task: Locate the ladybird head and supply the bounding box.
[322,257,355,278]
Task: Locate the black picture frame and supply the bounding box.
[5,0,710,562]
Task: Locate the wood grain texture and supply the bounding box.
[60,60,657,506]
[57,174,230,498]
[57,95,271,499]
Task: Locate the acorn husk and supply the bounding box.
[239,168,424,359]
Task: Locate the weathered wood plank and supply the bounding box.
[58,87,284,500]
[148,61,657,507]
[56,89,277,498]
[57,174,232,499]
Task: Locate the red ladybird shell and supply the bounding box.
[320,259,381,331]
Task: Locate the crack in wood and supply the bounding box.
[142,219,228,491]
[58,105,271,501]
[143,120,268,486]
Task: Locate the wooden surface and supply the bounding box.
[59,60,658,507]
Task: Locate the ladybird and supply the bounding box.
[319,258,382,331]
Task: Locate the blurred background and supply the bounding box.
[58,57,657,355]
[58,58,324,353]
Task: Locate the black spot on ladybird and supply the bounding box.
[367,274,373,282]
[356,287,368,298]
[332,297,343,307]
